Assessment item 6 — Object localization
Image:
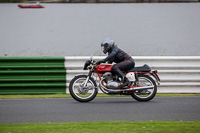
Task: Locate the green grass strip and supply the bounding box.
[0,121,199,133]
[0,93,199,99]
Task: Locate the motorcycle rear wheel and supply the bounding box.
[131,75,157,102]
[69,75,98,102]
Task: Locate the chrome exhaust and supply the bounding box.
[123,85,154,91]
[133,85,154,90]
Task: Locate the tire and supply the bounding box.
[131,75,157,102]
[69,75,98,102]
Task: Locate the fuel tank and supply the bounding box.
[96,64,113,72]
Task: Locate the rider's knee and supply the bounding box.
[111,65,118,73]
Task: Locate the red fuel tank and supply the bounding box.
[96,64,113,72]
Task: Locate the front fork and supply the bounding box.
[83,71,93,87]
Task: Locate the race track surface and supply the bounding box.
[0,97,200,124]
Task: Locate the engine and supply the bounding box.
[102,72,121,89]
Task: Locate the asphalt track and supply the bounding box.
[0,97,200,124]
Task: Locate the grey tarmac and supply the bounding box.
[0,97,200,124]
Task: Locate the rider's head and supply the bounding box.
[101,38,115,54]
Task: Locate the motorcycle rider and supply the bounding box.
[96,38,135,88]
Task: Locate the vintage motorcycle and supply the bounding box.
[69,56,160,102]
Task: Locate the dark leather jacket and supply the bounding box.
[103,45,133,63]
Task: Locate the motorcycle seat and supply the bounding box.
[127,64,151,72]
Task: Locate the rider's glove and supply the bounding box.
[96,60,105,65]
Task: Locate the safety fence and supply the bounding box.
[0,57,66,94]
[65,56,200,93]
[0,56,200,94]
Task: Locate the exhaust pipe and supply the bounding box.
[133,85,154,90]
[125,85,154,91]
[105,85,154,92]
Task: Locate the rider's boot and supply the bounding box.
[121,77,131,88]
[116,69,130,88]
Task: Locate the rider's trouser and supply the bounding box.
[111,59,135,80]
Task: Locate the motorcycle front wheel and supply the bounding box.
[131,75,157,102]
[69,75,98,102]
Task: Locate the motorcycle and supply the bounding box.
[69,56,160,102]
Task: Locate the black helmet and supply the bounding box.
[101,38,115,54]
